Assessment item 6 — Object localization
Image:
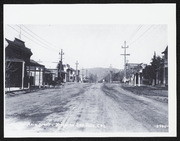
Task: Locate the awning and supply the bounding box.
[6,58,24,62]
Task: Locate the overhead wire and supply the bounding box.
[129,25,154,45]
[7,25,57,52]
[16,24,59,52]
[21,25,59,50]
[127,25,143,44]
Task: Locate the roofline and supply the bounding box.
[29,59,45,67]
[5,38,33,56]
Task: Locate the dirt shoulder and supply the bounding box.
[102,83,168,132]
[121,84,168,103]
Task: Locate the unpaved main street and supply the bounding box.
[5,83,168,134]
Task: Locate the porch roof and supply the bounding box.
[29,60,45,67]
[6,58,24,62]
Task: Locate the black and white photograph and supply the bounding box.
[3,4,176,137]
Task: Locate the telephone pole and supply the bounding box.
[58,49,64,83]
[75,61,79,82]
[37,59,43,88]
[121,41,130,82]
[59,49,64,62]
[81,68,84,82]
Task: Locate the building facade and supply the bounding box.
[26,60,45,88]
[126,63,147,86]
[65,64,76,82]
[5,38,33,90]
[162,46,168,86]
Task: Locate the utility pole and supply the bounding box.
[37,59,43,88]
[81,68,84,83]
[59,49,64,62]
[75,61,79,82]
[58,49,64,83]
[21,61,25,89]
[121,41,130,82]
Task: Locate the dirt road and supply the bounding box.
[5,83,168,135]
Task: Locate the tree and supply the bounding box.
[57,61,64,84]
[104,71,124,82]
[142,65,153,85]
[150,53,164,85]
[88,73,98,83]
[143,52,164,85]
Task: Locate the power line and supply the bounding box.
[21,25,58,50]
[129,25,154,45]
[7,25,57,51]
[16,24,58,51]
[127,25,143,43]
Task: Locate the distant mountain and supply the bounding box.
[85,67,120,81]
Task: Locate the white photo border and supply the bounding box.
[3,4,176,137]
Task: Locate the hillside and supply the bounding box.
[85,67,120,81]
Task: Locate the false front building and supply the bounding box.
[126,63,147,86]
[26,60,45,88]
[5,38,33,91]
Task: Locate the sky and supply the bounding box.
[5,24,167,70]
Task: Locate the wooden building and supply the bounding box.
[126,63,147,86]
[48,69,58,81]
[26,60,45,88]
[64,64,76,82]
[5,38,32,90]
[162,46,168,86]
